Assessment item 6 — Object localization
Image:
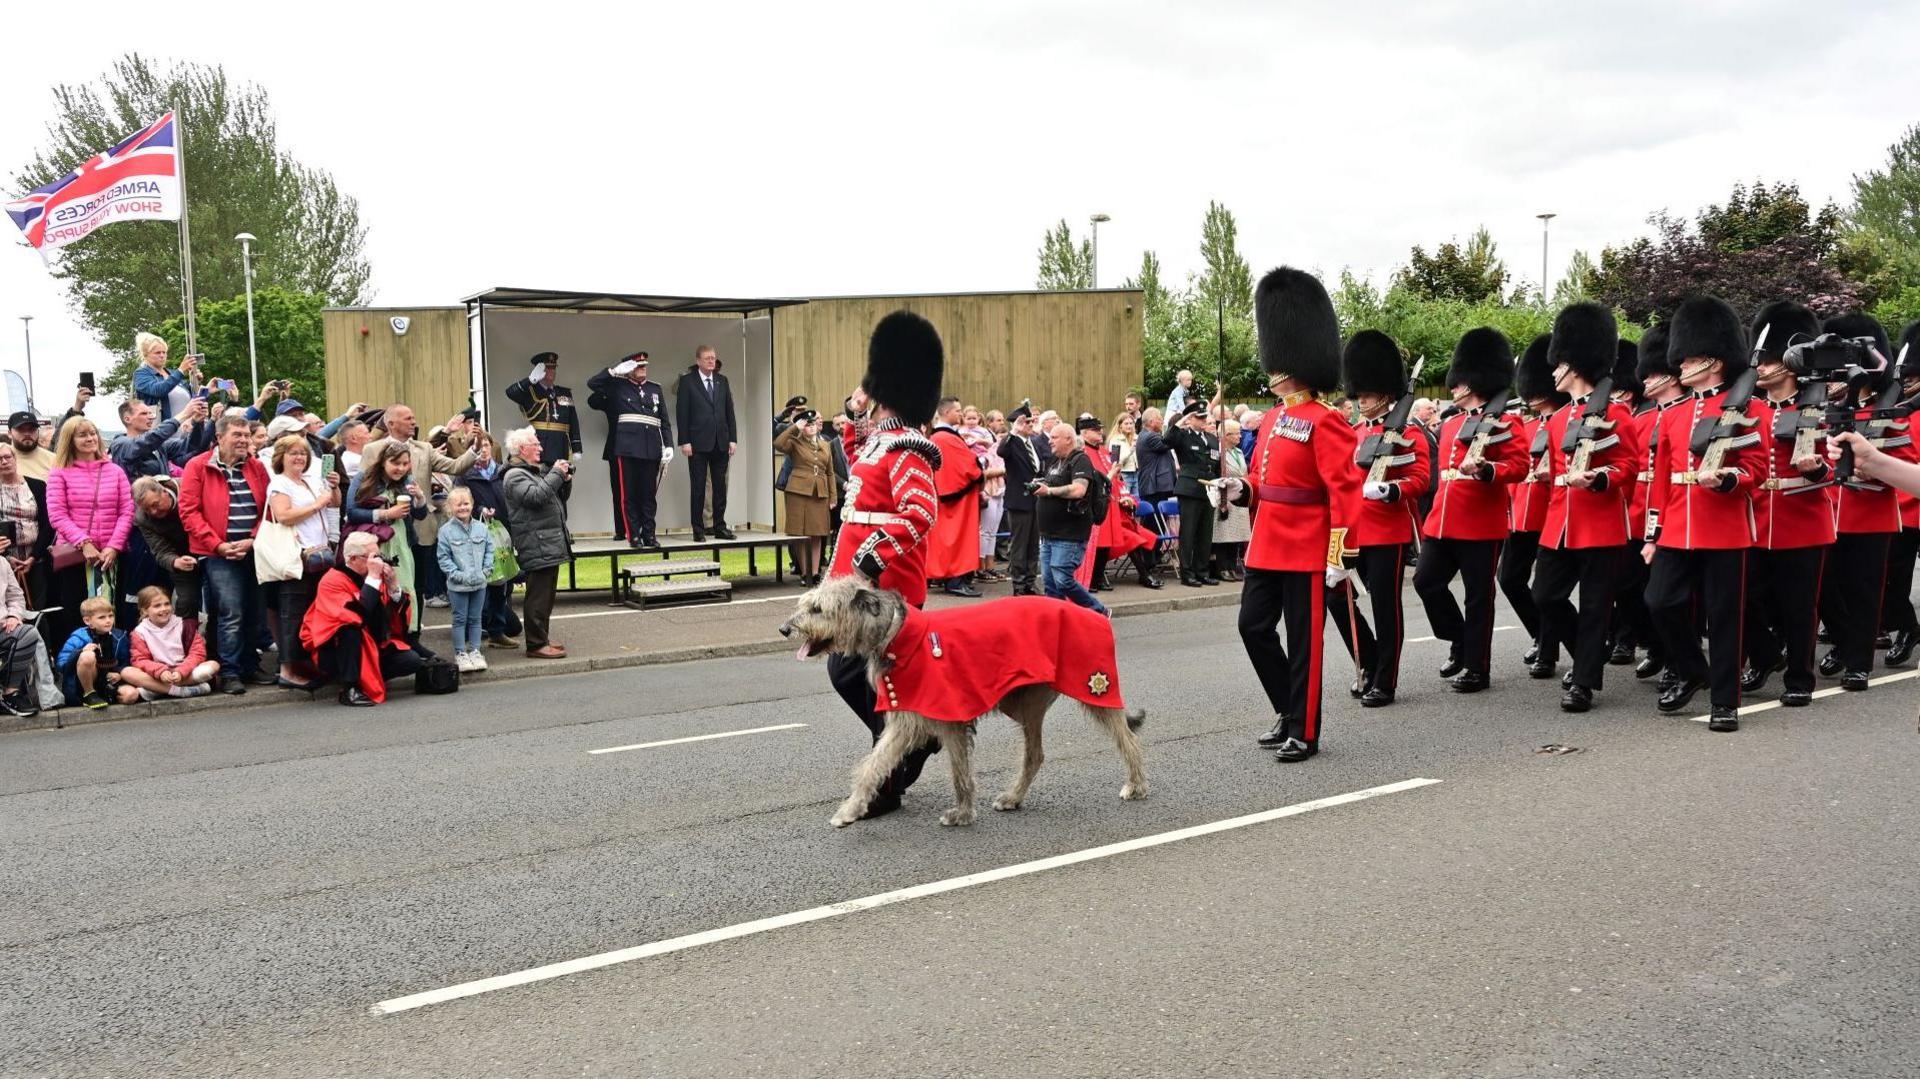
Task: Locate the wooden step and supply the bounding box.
[620,558,722,579]
[621,576,732,607]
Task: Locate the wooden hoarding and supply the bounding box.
[321,307,470,422]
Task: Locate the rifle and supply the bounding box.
[1563,375,1618,475]
[1353,357,1427,483]
[1688,325,1767,475]
[1829,342,1914,484]
[1455,389,1514,476]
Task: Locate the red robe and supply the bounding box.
[925,426,982,578]
[1085,443,1156,557]
[300,568,413,703]
[874,598,1125,721]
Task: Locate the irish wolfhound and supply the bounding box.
[781,575,1148,828]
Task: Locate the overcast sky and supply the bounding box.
[4,0,1918,410]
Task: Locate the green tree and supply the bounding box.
[154,288,328,408]
[1124,250,1182,396]
[12,54,371,391]
[1553,250,1597,306]
[1398,226,1508,304]
[1035,219,1093,289]
[1844,124,1920,303]
[1194,200,1253,318]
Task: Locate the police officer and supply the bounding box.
[505,352,583,498]
[1164,398,1222,587]
[587,351,673,547]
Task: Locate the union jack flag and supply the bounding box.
[5,112,181,259]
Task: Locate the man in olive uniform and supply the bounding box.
[505,352,583,501]
[587,351,674,547]
[1165,399,1222,587]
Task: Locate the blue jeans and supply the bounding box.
[1040,537,1107,615]
[483,583,521,639]
[202,553,265,678]
[449,588,485,653]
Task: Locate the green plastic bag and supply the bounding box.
[487,518,519,584]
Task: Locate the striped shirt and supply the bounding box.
[218,458,257,541]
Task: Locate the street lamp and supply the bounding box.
[236,232,259,399]
[18,316,33,413]
[1089,213,1111,289]
[1536,213,1557,307]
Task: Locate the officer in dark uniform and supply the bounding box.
[1164,399,1222,586]
[505,352,583,496]
[587,351,673,547]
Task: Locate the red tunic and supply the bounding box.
[1244,394,1362,572]
[924,426,982,578]
[299,569,412,703]
[873,598,1126,721]
[1540,397,1638,550]
[1508,414,1550,534]
[1624,405,1667,541]
[1423,407,1529,542]
[1349,415,1431,547]
[1833,409,1919,535]
[1645,389,1767,550]
[828,420,940,607]
[1085,443,1156,557]
[1750,398,1836,551]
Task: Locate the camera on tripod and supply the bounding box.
[1782,333,1883,378]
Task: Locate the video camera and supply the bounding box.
[1782,334,1885,379]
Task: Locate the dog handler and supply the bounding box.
[822,311,948,819]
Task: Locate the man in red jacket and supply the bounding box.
[825,311,946,817]
[1238,267,1363,763]
[1502,334,1566,680]
[1743,300,1834,707]
[926,396,984,597]
[1642,296,1769,730]
[1531,303,1639,713]
[1618,326,1682,682]
[1414,328,1527,693]
[1325,330,1430,708]
[177,411,275,695]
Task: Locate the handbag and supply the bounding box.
[254,514,305,584]
[51,541,84,572]
[486,519,519,584]
[415,655,460,695]
[346,521,396,545]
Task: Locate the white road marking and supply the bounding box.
[1406,625,1518,645]
[588,723,809,755]
[369,776,1443,1016]
[1687,668,1920,723]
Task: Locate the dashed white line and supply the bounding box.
[1687,668,1920,723]
[368,776,1444,1016]
[588,723,809,754]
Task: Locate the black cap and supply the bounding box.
[7,411,41,430]
[531,351,559,366]
[1179,399,1207,418]
[1008,404,1033,422]
[620,351,649,366]
[783,395,808,410]
[1075,414,1104,433]
[797,409,819,424]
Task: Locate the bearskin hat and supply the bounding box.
[1667,295,1748,371]
[1900,320,1920,378]
[1446,327,1513,400]
[1823,312,1891,358]
[1341,330,1404,398]
[1514,334,1567,406]
[862,310,944,427]
[1611,339,1644,401]
[1749,300,1820,365]
[1547,302,1618,383]
[1636,322,1673,383]
[1254,266,1342,393]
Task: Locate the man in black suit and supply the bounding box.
[674,344,738,540]
[1163,401,1221,587]
[1133,406,1177,504]
[997,404,1045,595]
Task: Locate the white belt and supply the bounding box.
[1760,477,1818,491]
[843,510,904,525]
[618,414,662,427]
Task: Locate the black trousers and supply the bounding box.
[1646,547,1746,711]
[828,650,938,799]
[1881,527,1919,635]
[610,456,660,542]
[1612,538,1656,659]
[521,566,559,651]
[1412,537,1503,676]
[1238,568,1327,745]
[1820,532,1892,673]
[1324,544,1407,693]
[1531,544,1622,691]
[1498,531,1554,661]
[688,449,730,531]
[1004,508,1039,591]
[321,630,424,689]
[1745,546,1825,695]
[1177,495,1214,577]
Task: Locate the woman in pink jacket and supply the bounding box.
[46,418,134,642]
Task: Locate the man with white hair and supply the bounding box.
[302,531,421,706]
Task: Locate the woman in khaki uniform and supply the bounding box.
[774,412,839,584]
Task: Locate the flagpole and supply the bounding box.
[172,104,198,356]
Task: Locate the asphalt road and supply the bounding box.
[4,593,1919,1078]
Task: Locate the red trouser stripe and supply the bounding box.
[1304,574,1326,742]
[615,458,630,538]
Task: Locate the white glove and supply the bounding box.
[1325,565,1350,589]
[661,444,676,462]
[611,360,639,377]
[1363,481,1392,502]
[529,362,547,382]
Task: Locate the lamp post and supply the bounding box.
[236,232,259,399]
[1536,213,1557,307]
[1089,213,1111,289]
[18,316,33,413]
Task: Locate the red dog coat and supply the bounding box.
[873,597,1127,722]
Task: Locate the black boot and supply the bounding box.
[1657,677,1706,713]
[1635,655,1665,680]
[1706,708,1739,732]
[1560,684,1593,713]
[1438,651,1465,679]
[1886,630,1916,667]
[1449,670,1489,693]
[1131,550,1163,589]
[1272,737,1317,763]
[1090,554,1112,592]
[1842,670,1870,692]
[1256,715,1292,749]
[1741,656,1784,693]
[1817,650,1843,677]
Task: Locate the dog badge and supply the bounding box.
[1087,671,1110,694]
[929,631,944,659]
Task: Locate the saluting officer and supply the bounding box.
[505,352,583,497]
[1165,398,1223,587]
[587,351,674,547]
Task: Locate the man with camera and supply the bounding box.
[586,351,672,547]
[1032,420,1106,616]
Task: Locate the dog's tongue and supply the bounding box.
[795,643,813,662]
